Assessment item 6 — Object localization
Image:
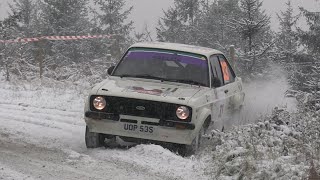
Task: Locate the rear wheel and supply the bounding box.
[85,126,105,148]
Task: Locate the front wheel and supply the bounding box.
[179,126,206,156]
[85,126,105,148]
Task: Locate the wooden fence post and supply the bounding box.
[34,39,45,79]
[39,49,43,79]
[0,44,10,81]
[229,45,236,70]
[0,48,10,81]
[5,63,9,81]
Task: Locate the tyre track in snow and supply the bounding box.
[0,101,86,150]
[0,136,166,180]
[0,84,206,180]
[0,103,82,119]
[0,103,83,127]
[0,103,175,180]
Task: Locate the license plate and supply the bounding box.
[123,123,154,134]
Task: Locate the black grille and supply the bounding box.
[90,96,192,121]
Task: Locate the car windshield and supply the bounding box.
[113,48,209,87]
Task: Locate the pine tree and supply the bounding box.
[294,5,320,96]
[157,0,244,50]
[229,0,272,75]
[134,24,153,42]
[157,0,202,45]
[196,0,241,49]
[276,0,299,63]
[0,11,23,80]
[38,0,91,67]
[234,0,270,52]
[298,8,320,55]
[40,0,89,36]
[175,0,199,25]
[157,7,186,43]
[274,1,302,92]
[0,11,21,40]
[7,0,40,79]
[92,0,133,59]
[9,0,35,36]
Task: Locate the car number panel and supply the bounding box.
[123,123,154,134]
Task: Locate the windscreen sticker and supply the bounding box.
[125,50,208,68]
[130,48,206,60]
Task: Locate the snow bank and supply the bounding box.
[200,108,319,179]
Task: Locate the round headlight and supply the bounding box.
[176,106,190,120]
[93,96,106,110]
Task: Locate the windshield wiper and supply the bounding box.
[119,74,134,78]
[120,74,165,81]
[164,79,206,86]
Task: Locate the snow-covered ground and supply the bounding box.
[0,78,208,180]
[0,72,318,179]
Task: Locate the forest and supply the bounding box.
[0,0,320,179]
[0,0,319,91]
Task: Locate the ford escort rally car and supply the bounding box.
[84,42,245,155]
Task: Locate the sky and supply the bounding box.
[0,0,319,38]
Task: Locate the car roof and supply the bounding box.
[129,42,223,57]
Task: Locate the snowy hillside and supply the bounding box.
[0,73,318,180]
[0,78,208,180]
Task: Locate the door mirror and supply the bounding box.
[107,66,115,75]
[212,77,222,88]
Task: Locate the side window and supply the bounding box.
[218,55,235,84]
[209,55,223,87]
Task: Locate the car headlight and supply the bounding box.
[93,96,106,110]
[176,106,190,120]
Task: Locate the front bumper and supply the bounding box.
[85,111,196,145]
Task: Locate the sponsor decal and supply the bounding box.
[128,86,164,96]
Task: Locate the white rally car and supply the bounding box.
[84,42,245,155]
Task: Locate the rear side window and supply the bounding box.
[209,55,223,87]
[218,55,235,84]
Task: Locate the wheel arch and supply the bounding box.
[193,107,211,135]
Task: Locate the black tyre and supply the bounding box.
[85,126,105,148]
[179,126,206,157]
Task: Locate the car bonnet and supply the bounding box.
[93,77,205,104]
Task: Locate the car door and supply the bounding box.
[217,55,243,129]
[208,55,227,131]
